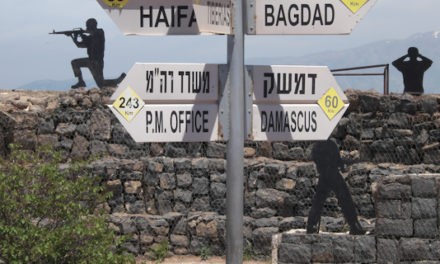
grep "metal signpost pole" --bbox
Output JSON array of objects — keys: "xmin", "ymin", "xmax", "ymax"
[{"xmin": 226, "ymin": 0, "xmax": 245, "ymax": 263}]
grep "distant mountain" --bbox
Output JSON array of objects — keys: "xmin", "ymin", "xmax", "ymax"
[
  {"xmin": 249, "ymin": 30, "xmax": 440, "ymax": 94},
  {"xmin": 18, "ymin": 31, "xmax": 440, "ymax": 94},
  {"xmin": 18, "ymin": 79, "xmax": 96, "ymax": 91},
  {"xmin": 18, "ymin": 79, "xmax": 72, "ymax": 91}
]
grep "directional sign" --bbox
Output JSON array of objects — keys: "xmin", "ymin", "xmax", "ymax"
[
  {"xmin": 250, "ymin": 65, "xmax": 347, "ymax": 103},
  {"xmin": 111, "ymin": 63, "xmax": 219, "ymax": 103},
  {"xmin": 110, "ymin": 104, "xmax": 220, "ymax": 142},
  {"xmin": 97, "ymin": 0, "xmax": 232, "ymax": 35},
  {"xmin": 249, "ymin": 65, "xmax": 349, "ymax": 141},
  {"xmin": 252, "ymin": 103, "xmax": 348, "ymax": 141},
  {"xmin": 246, "ymin": 0, "xmax": 377, "ymax": 35},
  {"xmin": 108, "ymin": 63, "xmax": 223, "ymax": 142}
]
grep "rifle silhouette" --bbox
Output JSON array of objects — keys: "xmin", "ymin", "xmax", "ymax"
[{"xmin": 49, "ymin": 28, "xmax": 86, "ymax": 36}]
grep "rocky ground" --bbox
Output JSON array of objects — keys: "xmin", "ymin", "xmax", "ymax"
[
  {"xmin": 0, "ymin": 89, "xmax": 62, "ymax": 112},
  {"xmin": 135, "ymin": 255, "xmax": 270, "ymax": 264}
]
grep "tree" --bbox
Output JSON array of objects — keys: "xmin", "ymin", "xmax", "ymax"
[{"xmin": 0, "ymin": 145, "xmax": 134, "ymax": 264}]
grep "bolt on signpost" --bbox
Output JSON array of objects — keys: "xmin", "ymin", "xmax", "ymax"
[{"xmin": 99, "ymin": 0, "xmax": 377, "ymax": 263}]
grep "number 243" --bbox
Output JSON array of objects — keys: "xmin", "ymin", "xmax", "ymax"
[{"xmin": 118, "ymin": 97, "xmax": 140, "ymax": 109}]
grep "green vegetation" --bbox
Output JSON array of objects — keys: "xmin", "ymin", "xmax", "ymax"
[
  {"xmin": 0, "ymin": 145, "xmax": 134, "ymax": 264},
  {"xmin": 243, "ymin": 241, "xmax": 254, "ymax": 261},
  {"xmin": 199, "ymin": 245, "xmax": 212, "ymax": 261},
  {"xmin": 149, "ymin": 241, "xmax": 170, "ymax": 263}
]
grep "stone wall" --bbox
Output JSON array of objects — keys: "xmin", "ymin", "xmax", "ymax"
[
  {"xmin": 373, "ymin": 174, "xmax": 440, "ymax": 263},
  {"xmin": 1, "ymin": 88, "xmax": 440, "ymax": 257},
  {"xmin": 272, "ymin": 231, "xmax": 376, "ymax": 263},
  {"xmin": 273, "ymin": 174, "xmax": 440, "ymax": 263}
]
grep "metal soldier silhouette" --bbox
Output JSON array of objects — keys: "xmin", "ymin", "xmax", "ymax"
[
  {"xmin": 52, "ymin": 18, "xmax": 125, "ymax": 89},
  {"xmin": 307, "ymin": 139, "xmax": 365, "ymax": 235},
  {"xmin": 392, "ymin": 47, "xmax": 432, "ymax": 95}
]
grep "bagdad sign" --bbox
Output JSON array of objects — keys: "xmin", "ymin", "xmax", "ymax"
[
  {"xmin": 249, "ymin": 65, "xmax": 349, "ymax": 141},
  {"xmin": 97, "ymin": 0, "xmax": 232, "ymax": 35},
  {"xmin": 108, "ymin": 63, "xmax": 222, "ymax": 142},
  {"xmin": 247, "ymin": 0, "xmax": 377, "ymax": 35}
]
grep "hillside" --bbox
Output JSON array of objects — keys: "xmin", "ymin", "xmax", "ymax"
[
  {"xmin": 15, "ymin": 30, "xmax": 440, "ymax": 94},
  {"xmin": 249, "ymin": 30, "xmax": 440, "ymax": 94},
  {"xmin": 17, "ymin": 79, "xmax": 96, "ymax": 91}
]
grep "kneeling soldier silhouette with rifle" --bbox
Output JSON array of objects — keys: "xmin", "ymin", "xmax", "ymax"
[{"xmin": 51, "ymin": 18, "xmax": 125, "ymax": 89}]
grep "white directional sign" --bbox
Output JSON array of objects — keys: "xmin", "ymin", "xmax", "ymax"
[
  {"xmin": 247, "ymin": 0, "xmax": 377, "ymax": 35},
  {"xmin": 249, "ymin": 65, "xmax": 349, "ymax": 141},
  {"xmin": 111, "ymin": 63, "xmax": 219, "ymax": 102},
  {"xmin": 97, "ymin": 0, "xmax": 232, "ymax": 35},
  {"xmin": 108, "ymin": 63, "xmax": 223, "ymax": 142},
  {"xmin": 252, "ymin": 104, "xmax": 348, "ymax": 141},
  {"xmin": 250, "ymin": 65, "xmax": 345, "ymax": 103},
  {"xmin": 110, "ymin": 104, "xmax": 220, "ymax": 142}
]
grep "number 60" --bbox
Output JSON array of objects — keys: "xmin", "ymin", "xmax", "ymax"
[{"xmin": 325, "ymin": 95, "xmax": 339, "ymax": 108}]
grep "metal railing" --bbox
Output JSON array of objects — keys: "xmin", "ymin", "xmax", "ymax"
[{"xmin": 331, "ymin": 64, "xmax": 390, "ymax": 95}]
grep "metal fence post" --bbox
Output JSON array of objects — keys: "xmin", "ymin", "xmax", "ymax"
[{"xmin": 384, "ymin": 64, "xmax": 390, "ymax": 95}]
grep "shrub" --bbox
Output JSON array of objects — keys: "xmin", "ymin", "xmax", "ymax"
[
  {"xmin": 149, "ymin": 240, "xmax": 169, "ymax": 263},
  {"xmin": 200, "ymin": 245, "xmax": 212, "ymax": 261},
  {"xmin": 0, "ymin": 145, "xmax": 134, "ymax": 264}
]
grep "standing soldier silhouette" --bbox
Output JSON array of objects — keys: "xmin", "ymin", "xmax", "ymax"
[
  {"xmin": 70, "ymin": 18, "xmax": 125, "ymax": 89},
  {"xmin": 307, "ymin": 139, "xmax": 365, "ymax": 235},
  {"xmin": 392, "ymin": 47, "xmax": 432, "ymax": 95}
]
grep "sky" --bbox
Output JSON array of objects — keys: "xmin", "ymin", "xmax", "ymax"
[{"xmin": 1, "ymin": 0, "xmax": 440, "ymax": 89}]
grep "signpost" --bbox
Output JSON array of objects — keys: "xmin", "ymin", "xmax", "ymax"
[
  {"xmin": 100, "ymin": 0, "xmax": 377, "ymax": 262},
  {"xmin": 108, "ymin": 63, "xmax": 221, "ymax": 142},
  {"xmin": 247, "ymin": 0, "xmax": 377, "ymax": 35},
  {"xmin": 249, "ymin": 65, "xmax": 349, "ymax": 141},
  {"xmin": 97, "ymin": 0, "xmax": 232, "ymax": 35}
]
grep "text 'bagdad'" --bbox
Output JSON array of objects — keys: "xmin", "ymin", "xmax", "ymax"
[{"xmin": 264, "ymin": 3, "xmax": 335, "ymax": 27}]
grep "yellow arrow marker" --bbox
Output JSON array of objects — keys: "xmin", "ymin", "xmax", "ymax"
[
  {"xmin": 318, "ymin": 87, "xmax": 345, "ymax": 120},
  {"xmin": 112, "ymin": 86, "xmax": 144, "ymax": 122},
  {"xmin": 102, "ymin": 0, "xmax": 129, "ymax": 9},
  {"xmin": 340, "ymin": 0, "xmax": 369, "ymax": 14}
]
